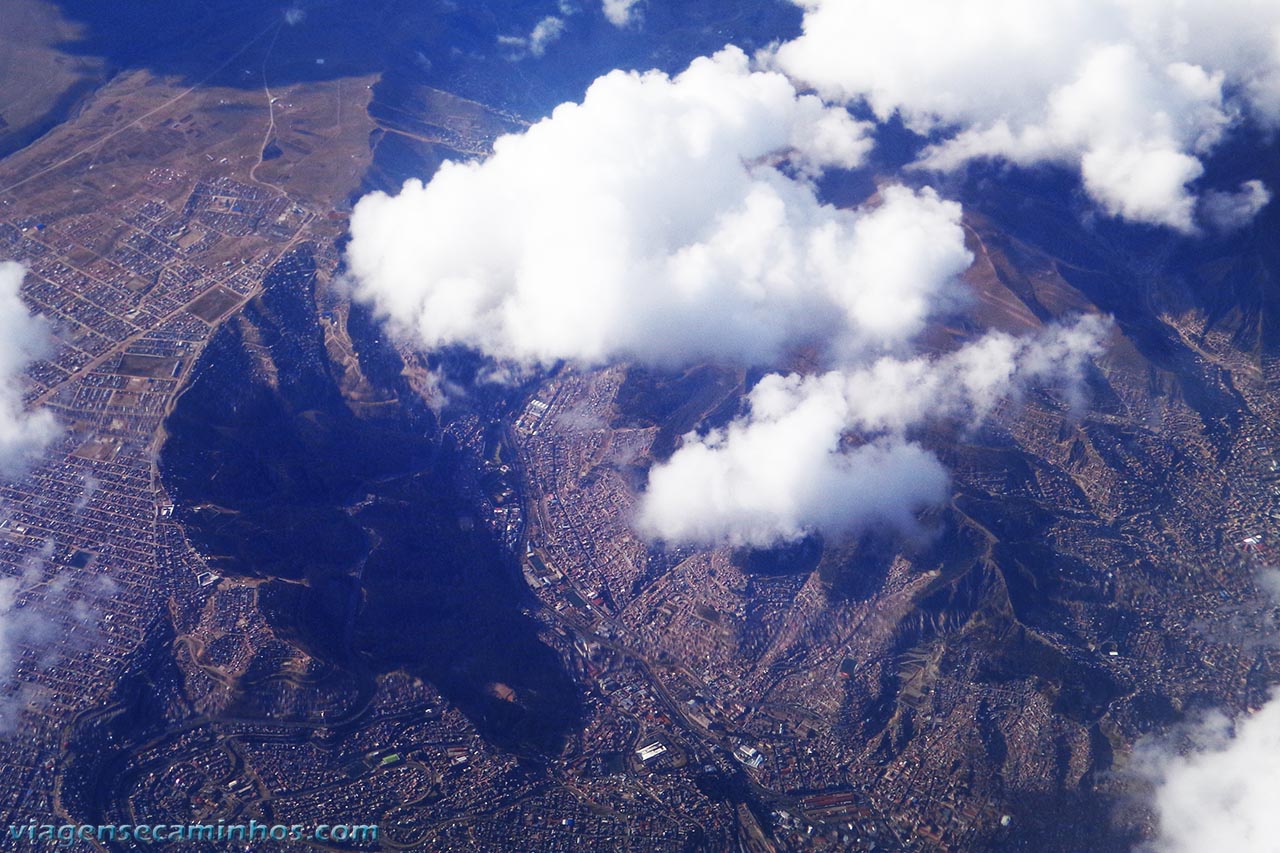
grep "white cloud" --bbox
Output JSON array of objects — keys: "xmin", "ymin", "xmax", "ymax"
[
  {"xmin": 0, "ymin": 552, "xmax": 41, "ymax": 732},
  {"xmin": 637, "ymin": 317, "xmax": 1109, "ymax": 547},
  {"xmin": 1138, "ymin": 693, "xmax": 1280, "ymax": 853},
  {"xmin": 0, "ymin": 263, "xmax": 58, "ymax": 474},
  {"xmin": 1201, "ymin": 179, "xmax": 1273, "ymax": 232},
  {"xmin": 348, "ymin": 48, "xmax": 920, "ymax": 370},
  {"xmin": 773, "ymin": 0, "xmax": 1280, "ymax": 231},
  {"xmin": 528, "ymin": 16, "xmax": 566, "ymax": 57},
  {"xmin": 498, "ymin": 15, "xmax": 568, "ymax": 59},
  {"xmin": 641, "ymin": 430, "xmax": 949, "ymax": 549},
  {"xmin": 346, "ymin": 46, "xmax": 1113, "ymax": 549},
  {"xmin": 0, "ymin": 539, "xmax": 115, "ymax": 733},
  {"xmin": 602, "ymin": 0, "xmax": 641, "ymax": 28},
  {"xmin": 1137, "ymin": 568, "xmax": 1280, "ymax": 853}
]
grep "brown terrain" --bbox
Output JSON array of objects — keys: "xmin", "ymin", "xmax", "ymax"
[{"xmin": 0, "ymin": 2, "xmax": 1278, "ymax": 851}]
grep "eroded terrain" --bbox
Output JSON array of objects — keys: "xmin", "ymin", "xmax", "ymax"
[{"xmin": 1, "ymin": 3, "xmax": 1280, "ymax": 851}]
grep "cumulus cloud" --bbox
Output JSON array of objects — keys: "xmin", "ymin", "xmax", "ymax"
[
  {"xmin": 528, "ymin": 16, "xmax": 567, "ymax": 57},
  {"xmin": 499, "ymin": 15, "xmax": 568, "ymax": 59},
  {"xmin": 1136, "ymin": 568, "xmax": 1280, "ymax": 852},
  {"xmin": 347, "ymin": 48, "xmax": 929, "ymax": 369},
  {"xmin": 1201, "ymin": 180, "xmax": 1273, "ymax": 232},
  {"xmin": 602, "ymin": 0, "xmax": 641, "ymax": 28},
  {"xmin": 637, "ymin": 317, "xmax": 1109, "ymax": 547},
  {"xmin": 0, "ymin": 263, "xmax": 58, "ymax": 473},
  {"xmin": 638, "ymin": 404, "xmax": 950, "ymax": 548},
  {"xmin": 1138, "ymin": 693, "xmax": 1280, "ymax": 853},
  {"xmin": 346, "ymin": 46, "xmax": 1112, "ymax": 549},
  {"xmin": 773, "ymin": 0, "xmax": 1280, "ymax": 230}
]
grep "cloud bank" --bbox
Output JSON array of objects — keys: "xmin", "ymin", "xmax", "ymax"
[
  {"xmin": 348, "ymin": 47, "xmax": 940, "ymax": 369},
  {"xmin": 0, "ymin": 263, "xmax": 57, "ymax": 473},
  {"xmin": 1139, "ymin": 568, "xmax": 1280, "ymax": 852},
  {"xmin": 638, "ymin": 317, "xmax": 1109, "ymax": 547},
  {"xmin": 346, "ymin": 48, "xmax": 1109, "ymax": 549},
  {"xmin": 774, "ymin": 0, "xmax": 1280, "ymax": 230},
  {"xmin": 1138, "ymin": 692, "xmax": 1280, "ymax": 853}
]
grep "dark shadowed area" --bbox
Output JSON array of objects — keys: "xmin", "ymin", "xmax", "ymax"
[{"xmin": 160, "ymin": 247, "xmax": 581, "ymax": 753}]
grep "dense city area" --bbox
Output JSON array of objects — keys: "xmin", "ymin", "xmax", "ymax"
[{"xmin": 1, "ymin": 3, "xmax": 1280, "ymax": 851}]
